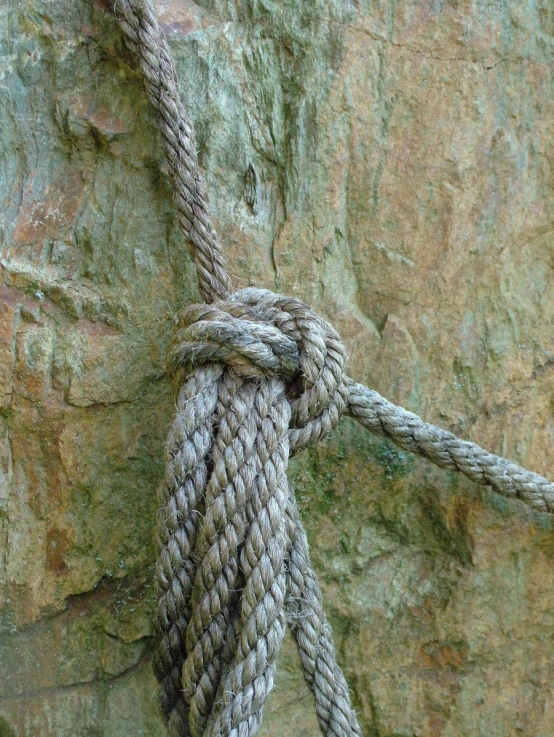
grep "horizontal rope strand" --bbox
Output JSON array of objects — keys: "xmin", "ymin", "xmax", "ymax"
[{"xmin": 347, "ymin": 380, "xmax": 554, "ymax": 514}]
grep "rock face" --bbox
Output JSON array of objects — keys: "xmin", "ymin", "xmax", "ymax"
[{"xmin": 1, "ymin": 1, "xmax": 553, "ymax": 735}]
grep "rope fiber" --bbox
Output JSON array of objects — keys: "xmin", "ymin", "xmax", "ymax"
[{"xmin": 111, "ymin": 2, "xmax": 554, "ymax": 735}]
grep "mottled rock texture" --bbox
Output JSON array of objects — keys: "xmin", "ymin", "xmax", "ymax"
[{"xmin": 1, "ymin": 1, "xmax": 554, "ymax": 735}]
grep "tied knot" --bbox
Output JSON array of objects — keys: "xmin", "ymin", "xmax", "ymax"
[{"xmin": 170, "ymin": 287, "xmax": 349, "ymax": 452}]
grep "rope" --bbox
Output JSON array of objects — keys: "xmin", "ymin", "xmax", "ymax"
[
  {"xmin": 347, "ymin": 382, "xmax": 554, "ymax": 514},
  {"xmin": 110, "ymin": 2, "xmax": 554, "ymax": 735},
  {"xmin": 113, "ymin": 0, "xmax": 231, "ymax": 303},
  {"xmin": 163, "ymin": 288, "xmax": 361, "ymax": 737}
]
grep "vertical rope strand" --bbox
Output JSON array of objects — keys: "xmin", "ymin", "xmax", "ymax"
[
  {"xmin": 182, "ymin": 373, "xmax": 259, "ymax": 737},
  {"xmin": 153, "ymin": 365, "xmax": 222, "ymax": 732},
  {"xmin": 114, "ymin": 0, "xmax": 231, "ymax": 303},
  {"xmin": 285, "ymin": 490, "xmax": 362, "ymax": 737},
  {"xmin": 207, "ymin": 377, "xmax": 291, "ymax": 737}
]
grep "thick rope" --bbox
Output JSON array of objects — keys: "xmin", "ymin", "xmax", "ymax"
[
  {"xmin": 110, "ymin": 2, "xmax": 554, "ymax": 736},
  {"xmin": 163, "ymin": 287, "xmax": 363, "ymax": 737}
]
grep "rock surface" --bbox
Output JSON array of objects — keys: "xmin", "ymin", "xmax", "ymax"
[{"xmin": 1, "ymin": 1, "xmax": 553, "ymax": 735}]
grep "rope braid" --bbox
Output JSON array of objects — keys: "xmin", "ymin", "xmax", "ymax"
[{"xmin": 110, "ymin": 1, "xmax": 554, "ymax": 735}]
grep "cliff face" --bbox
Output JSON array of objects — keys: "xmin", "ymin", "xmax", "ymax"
[{"xmin": 1, "ymin": 1, "xmax": 553, "ymax": 735}]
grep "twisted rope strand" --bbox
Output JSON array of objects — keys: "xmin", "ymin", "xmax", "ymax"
[
  {"xmin": 182, "ymin": 372, "xmax": 258, "ymax": 737},
  {"xmin": 285, "ymin": 489, "xmax": 362, "ymax": 737},
  {"xmin": 114, "ymin": 0, "xmax": 231, "ymax": 303},
  {"xmin": 347, "ymin": 381, "xmax": 554, "ymax": 514},
  {"xmin": 109, "ymin": 3, "xmax": 554, "ymax": 737},
  {"xmin": 208, "ymin": 377, "xmax": 291, "ymax": 737},
  {"xmin": 154, "ymin": 366, "xmax": 222, "ymax": 732}
]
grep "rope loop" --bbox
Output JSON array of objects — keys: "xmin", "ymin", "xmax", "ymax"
[
  {"xmin": 155, "ymin": 286, "xmax": 360, "ymax": 737},
  {"xmin": 171, "ymin": 288, "xmax": 350, "ymax": 453}
]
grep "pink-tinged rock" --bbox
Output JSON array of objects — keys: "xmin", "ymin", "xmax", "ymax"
[
  {"xmin": 12, "ymin": 171, "xmax": 85, "ymax": 246},
  {"xmin": 0, "ymin": 286, "xmax": 20, "ymax": 409}
]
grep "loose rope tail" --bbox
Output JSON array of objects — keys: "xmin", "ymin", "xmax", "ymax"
[{"xmin": 110, "ymin": 2, "xmax": 554, "ymax": 736}]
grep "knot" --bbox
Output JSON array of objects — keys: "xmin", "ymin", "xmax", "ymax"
[{"xmin": 170, "ymin": 287, "xmax": 349, "ymax": 452}]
